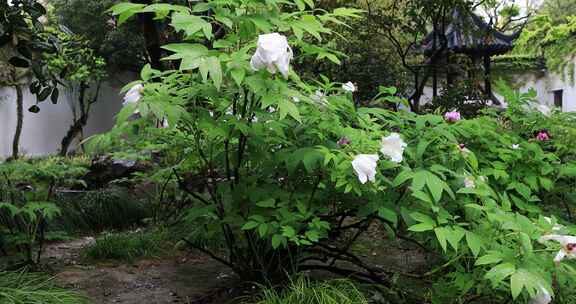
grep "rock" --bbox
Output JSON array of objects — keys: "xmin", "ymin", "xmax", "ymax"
[{"xmin": 82, "ymin": 156, "xmax": 150, "ymax": 189}]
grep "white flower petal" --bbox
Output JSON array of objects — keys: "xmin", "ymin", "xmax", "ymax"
[
  {"xmin": 464, "ymin": 176, "xmax": 475, "ymax": 188},
  {"xmin": 250, "ymin": 33, "xmax": 292, "ymax": 79},
  {"xmin": 123, "ymin": 84, "xmax": 143, "ymax": 105},
  {"xmin": 539, "ymin": 234, "xmax": 576, "ymax": 246},
  {"xmin": 380, "ymin": 133, "xmax": 407, "ymax": 163},
  {"xmin": 529, "ymin": 286, "xmax": 552, "ymax": 304},
  {"xmin": 352, "ymin": 154, "xmax": 379, "ymax": 184},
  {"xmin": 342, "ymin": 81, "xmax": 356, "ymax": 92},
  {"xmin": 554, "ymin": 250, "xmax": 567, "ymax": 263}
]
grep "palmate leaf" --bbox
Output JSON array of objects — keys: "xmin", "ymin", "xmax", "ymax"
[
  {"xmin": 107, "ymin": 3, "xmax": 146, "ymax": 25},
  {"xmin": 510, "ymin": 269, "xmax": 542, "ymax": 299},
  {"xmin": 171, "ymin": 13, "xmax": 212, "ymax": 40},
  {"xmin": 485, "ymin": 263, "xmax": 515, "ymax": 284},
  {"xmin": 198, "ymin": 56, "xmax": 222, "ymax": 90}
]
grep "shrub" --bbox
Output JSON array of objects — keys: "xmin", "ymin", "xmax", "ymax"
[
  {"xmin": 0, "ymin": 157, "xmax": 88, "ymax": 265},
  {"xmin": 0, "ymin": 271, "xmax": 88, "ymax": 304},
  {"xmin": 81, "ymin": 229, "xmax": 169, "ymax": 261},
  {"xmin": 94, "ymin": 0, "xmax": 576, "ymax": 302}
]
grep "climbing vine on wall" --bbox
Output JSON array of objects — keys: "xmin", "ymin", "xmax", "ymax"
[{"xmin": 514, "ymin": 14, "xmax": 576, "ymax": 84}]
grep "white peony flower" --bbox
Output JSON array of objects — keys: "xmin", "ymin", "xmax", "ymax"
[
  {"xmin": 250, "ymin": 33, "xmax": 293, "ymax": 78},
  {"xmin": 352, "ymin": 154, "xmax": 379, "ymax": 184},
  {"xmin": 159, "ymin": 118, "xmax": 169, "ymax": 128},
  {"xmin": 123, "ymin": 84, "xmax": 144, "ymax": 106},
  {"xmin": 342, "ymin": 81, "xmax": 356, "ymax": 92},
  {"xmin": 464, "ymin": 176, "xmax": 475, "ymax": 188},
  {"xmin": 529, "ymin": 286, "xmax": 552, "ymax": 304},
  {"xmin": 539, "ymin": 234, "xmax": 576, "ymax": 263},
  {"xmin": 380, "ymin": 133, "xmax": 407, "ymax": 163}
]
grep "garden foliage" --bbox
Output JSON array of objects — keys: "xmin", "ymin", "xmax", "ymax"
[{"xmin": 89, "ymin": 0, "xmax": 576, "ymax": 302}]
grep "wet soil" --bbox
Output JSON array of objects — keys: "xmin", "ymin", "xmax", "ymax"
[{"xmin": 43, "ymin": 238, "xmax": 237, "ymax": 304}]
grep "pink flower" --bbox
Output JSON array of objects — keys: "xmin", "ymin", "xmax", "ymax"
[
  {"xmin": 457, "ymin": 143, "xmax": 470, "ymax": 154},
  {"xmin": 536, "ymin": 131, "xmax": 550, "ymax": 141},
  {"xmin": 444, "ymin": 111, "xmax": 461, "ymax": 123},
  {"xmin": 337, "ymin": 137, "xmax": 351, "ymax": 147}
]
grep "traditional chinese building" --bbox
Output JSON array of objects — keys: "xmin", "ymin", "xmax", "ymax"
[{"xmin": 419, "ymin": 9, "xmax": 522, "ymax": 106}]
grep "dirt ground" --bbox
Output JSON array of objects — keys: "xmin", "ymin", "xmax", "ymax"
[{"xmin": 43, "ymin": 238, "xmax": 237, "ymax": 304}]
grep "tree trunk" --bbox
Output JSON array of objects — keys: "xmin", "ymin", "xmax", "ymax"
[
  {"xmin": 11, "ymin": 85, "xmax": 23, "ymax": 160},
  {"xmin": 133, "ymin": 0, "xmax": 163, "ymax": 71},
  {"xmin": 60, "ymin": 82, "xmax": 99, "ymax": 156}
]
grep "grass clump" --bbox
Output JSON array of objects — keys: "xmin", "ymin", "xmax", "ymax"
[
  {"xmin": 249, "ymin": 276, "xmax": 369, "ymax": 304},
  {"xmin": 55, "ymin": 187, "xmax": 149, "ymax": 233},
  {"xmin": 0, "ymin": 271, "xmax": 88, "ymax": 304},
  {"xmin": 81, "ymin": 229, "xmax": 168, "ymax": 261}
]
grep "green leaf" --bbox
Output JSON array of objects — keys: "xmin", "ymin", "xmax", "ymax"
[
  {"xmin": 256, "ymin": 199, "xmax": 276, "ymax": 208},
  {"xmin": 410, "ymin": 212, "xmax": 434, "ymax": 224},
  {"xmin": 171, "ymin": 13, "xmax": 212, "ymax": 39},
  {"xmin": 466, "ymin": 231, "xmax": 483, "ymax": 257},
  {"xmin": 510, "ymin": 269, "xmax": 536, "ymax": 299},
  {"xmin": 231, "ymin": 68, "xmax": 245, "ymax": 86},
  {"xmin": 408, "ymin": 222, "xmax": 435, "ymax": 232},
  {"xmin": 215, "ymin": 15, "xmax": 233, "ymax": 28},
  {"xmin": 107, "ymin": 3, "xmax": 146, "ymax": 25},
  {"xmin": 282, "ymin": 226, "xmax": 297, "ymax": 238},
  {"xmin": 279, "ymin": 99, "xmax": 301, "ymax": 122},
  {"xmin": 514, "ymin": 183, "xmax": 532, "ymax": 200},
  {"xmin": 466, "ymin": 152, "xmax": 478, "ymax": 171},
  {"xmin": 272, "ymin": 235, "xmax": 284, "ymax": 249},
  {"xmin": 301, "ymin": 148, "xmax": 323, "ymax": 172},
  {"xmin": 475, "ymin": 252, "xmax": 503, "ymax": 266},
  {"xmin": 411, "ymin": 170, "xmax": 427, "ymax": 191},
  {"xmin": 378, "ymin": 207, "xmax": 397, "ymax": 227},
  {"xmin": 519, "ymin": 232, "xmax": 533, "ymax": 254},
  {"xmin": 485, "ymin": 263, "xmax": 516, "ymax": 283},
  {"xmin": 425, "ymin": 172, "xmax": 444, "ymax": 203},
  {"xmin": 392, "ymin": 169, "xmax": 413, "ymax": 187},
  {"xmin": 207, "ymin": 56, "xmax": 222, "ymax": 89},
  {"xmin": 416, "ymin": 139, "xmax": 431, "ymax": 161},
  {"xmin": 258, "ymin": 223, "xmax": 269, "ymax": 237},
  {"xmin": 411, "ymin": 190, "xmax": 433, "ymax": 204},
  {"xmin": 242, "ymin": 221, "xmax": 259, "ymax": 230},
  {"xmin": 116, "ymin": 103, "xmax": 138, "ymax": 124},
  {"xmin": 434, "ymin": 227, "xmax": 448, "ymax": 252},
  {"xmin": 446, "ymin": 226, "xmax": 465, "ymax": 251}
]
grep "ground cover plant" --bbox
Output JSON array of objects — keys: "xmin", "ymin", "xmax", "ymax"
[
  {"xmin": 0, "ymin": 270, "xmax": 88, "ymax": 304},
  {"xmin": 81, "ymin": 229, "xmax": 169, "ymax": 261},
  {"xmin": 248, "ymin": 276, "xmax": 369, "ymax": 304}
]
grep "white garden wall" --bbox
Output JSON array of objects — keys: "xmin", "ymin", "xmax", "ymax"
[
  {"xmin": 420, "ymin": 57, "xmax": 576, "ymax": 111},
  {"xmin": 508, "ymin": 64, "xmax": 576, "ymax": 112},
  {"xmin": 0, "ymin": 73, "xmax": 135, "ymax": 158}
]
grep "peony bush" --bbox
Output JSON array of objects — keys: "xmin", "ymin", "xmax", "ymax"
[{"xmin": 93, "ymin": 0, "xmax": 576, "ymax": 303}]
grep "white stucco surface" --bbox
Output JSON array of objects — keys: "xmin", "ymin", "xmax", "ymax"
[
  {"xmin": 507, "ymin": 66, "xmax": 576, "ymax": 112},
  {"xmin": 420, "ymin": 58, "xmax": 576, "ymax": 112},
  {"xmin": 0, "ymin": 73, "xmax": 135, "ymax": 158}
]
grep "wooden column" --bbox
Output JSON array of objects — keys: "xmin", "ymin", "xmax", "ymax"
[{"xmin": 483, "ymin": 55, "xmax": 491, "ymax": 98}]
